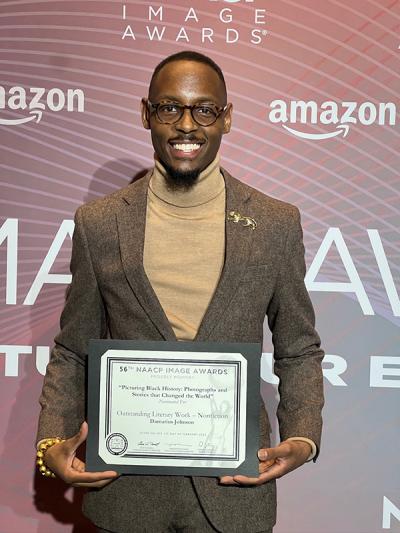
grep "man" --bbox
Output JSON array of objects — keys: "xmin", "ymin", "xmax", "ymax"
[{"xmin": 37, "ymin": 51, "xmax": 324, "ymax": 533}]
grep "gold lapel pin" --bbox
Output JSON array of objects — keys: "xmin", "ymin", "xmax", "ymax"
[{"xmin": 227, "ymin": 210, "xmax": 257, "ymax": 230}]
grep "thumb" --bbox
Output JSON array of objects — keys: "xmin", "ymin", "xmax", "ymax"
[
  {"xmin": 67, "ymin": 421, "xmax": 88, "ymax": 454},
  {"xmin": 258, "ymin": 443, "xmax": 290, "ymax": 462}
]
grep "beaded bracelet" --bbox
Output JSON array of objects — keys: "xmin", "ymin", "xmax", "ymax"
[{"xmin": 36, "ymin": 437, "xmax": 65, "ymax": 478}]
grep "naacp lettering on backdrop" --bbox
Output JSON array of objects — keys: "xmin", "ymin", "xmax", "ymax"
[{"xmin": 2, "ymin": 219, "xmax": 398, "ymax": 316}]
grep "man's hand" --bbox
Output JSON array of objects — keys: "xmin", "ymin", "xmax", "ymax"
[
  {"xmin": 43, "ymin": 421, "xmax": 119, "ymax": 488},
  {"xmin": 219, "ymin": 440, "xmax": 311, "ymax": 486}
]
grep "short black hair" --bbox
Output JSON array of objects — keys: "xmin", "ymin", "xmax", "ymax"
[{"xmin": 149, "ymin": 50, "xmax": 227, "ymax": 101}]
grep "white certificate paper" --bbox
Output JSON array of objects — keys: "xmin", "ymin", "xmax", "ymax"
[
  {"xmin": 87, "ymin": 341, "xmax": 260, "ymax": 477},
  {"xmin": 99, "ymin": 350, "xmax": 246, "ymax": 469}
]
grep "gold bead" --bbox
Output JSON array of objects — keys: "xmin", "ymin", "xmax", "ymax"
[
  {"xmin": 36, "ymin": 459, "xmax": 43, "ymax": 466},
  {"xmin": 39, "ymin": 465, "xmax": 47, "ymax": 473},
  {"xmin": 51, "ymin": 472, "xmax": 56, "ymax": 478},
  {"xmin": 47, "ymin": 439, "xmax": 54, "ymax": 446},
  {"xmin": 37, "ymin": 451, "xmax": 44, "ymax": 458},
  {"xmin": 44, "ymin": 470, "xmax": 52, "ymax": 477},
  {"xmin": 39, "ymin": 443, "xmax": 47, "ymax": 451}
]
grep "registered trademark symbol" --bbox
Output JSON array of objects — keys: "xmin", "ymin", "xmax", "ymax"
[{"xmin": 262, "ymin": 30, "xmax": 268, "ymax": 36}]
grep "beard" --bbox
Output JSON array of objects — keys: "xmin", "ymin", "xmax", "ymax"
[{"xmin": 161, "ymin": 160, "xmax": 201, "ymax": 191}]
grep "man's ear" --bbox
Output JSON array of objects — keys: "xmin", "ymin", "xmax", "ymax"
[
  {"xmin": 223, "ymin": 103, "xmax": 233, "ymax": 134},
  {"xmin": 141, "ymin": 98, "xmax": 150, "ymax": 130}
]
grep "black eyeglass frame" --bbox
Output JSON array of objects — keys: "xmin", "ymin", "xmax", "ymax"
[{"xmin": 147, "ymin": 100, "xmax": 228, "ymax": 126}]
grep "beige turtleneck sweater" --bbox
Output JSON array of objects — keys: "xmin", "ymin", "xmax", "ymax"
[{"xmin": 143, "ymin": 155, "xmax": 225, "ymax": 341}]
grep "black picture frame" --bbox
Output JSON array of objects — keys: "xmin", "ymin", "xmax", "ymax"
[{"xmin": 86, "ymin": 340, "xmax": 261, "ymax": 477}]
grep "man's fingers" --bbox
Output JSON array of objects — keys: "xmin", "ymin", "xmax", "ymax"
[
  {"xmin": 67, "ymin": 421, "xmax": 89, "ymax": 454},
  {"xmin": 42, "ymin": 423, "xmax": 120, "ymax": 487},
  {"xmin": 71, "ymin": 456, "xmax": 85, "ymax": 473},
  {"xmin": 219, "ymin": 476, "xmax": 240, "ymax": 485},
  {"xmin": 220, "ymin": 457, "xmax": 290, "ymax": 486},
  {"xmin": 44, "ymin": 424, "xmax": 87, "ymax": 473},
  {"xmin": 221, "ymin": 442, "xmax": 309, "ymax": 487},
  {"xmin": 259, "ymin": 459, "xmax": 275, "ymax": 473},
  {"xmin": 231, "ymin": 474, "xmax": 260, "ymax": 485},
  {"xmin": 254, "ymin": 463, "xmax": 288, "ymax": 484},
  {"xmin": 64, "ymin": 469, "xmax": 118, "ymax": 485},
  {"xmin": 72, "ymin": 477, "xmax": 117, "ymax": 489},
  {"xmin": 258, "ymin": 442, "xmax": 291, "ymax": 462},
  {"xmin": 232, "ymin": 463, "xmax": 288, "ymax": 486}
]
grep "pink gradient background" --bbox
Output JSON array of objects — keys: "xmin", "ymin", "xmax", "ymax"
[{"xmin": 0, "ymin": 1, "xmax": 399, "ymax": 532}]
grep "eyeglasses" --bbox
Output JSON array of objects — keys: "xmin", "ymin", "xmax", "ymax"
[{"xmin": 147, "ymin": 101, "xmax": 228, "ymax": 127}]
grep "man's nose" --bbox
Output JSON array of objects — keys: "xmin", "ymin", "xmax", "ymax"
[{"xmin": 175, "ymin": 108, "xmax": 198, "ymax": 133}]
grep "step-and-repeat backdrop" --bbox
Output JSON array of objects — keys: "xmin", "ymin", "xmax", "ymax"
[{"xmin": 0, "ymin": 1, "xmax": 399, "ymax": 532}]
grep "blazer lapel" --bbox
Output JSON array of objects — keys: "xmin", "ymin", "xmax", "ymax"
[
  {"xmin": 116, "ymin": 171, "xmax": 177, "ymax": 341},
  {"xmin": 116, "ymin": 167, "xmax": 254, "ymax": 343},
  {"xmin": 195, "ymin": 169, "xmax": 254, "ymax": 341}
]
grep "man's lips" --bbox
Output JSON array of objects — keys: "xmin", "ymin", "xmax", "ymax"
[{"xmin": 168, "ymin": 140, "xmax": 205, "ymax": 159}]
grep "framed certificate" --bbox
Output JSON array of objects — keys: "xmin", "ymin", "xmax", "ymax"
[{"xmin": 86, "ymin": 340, "xmax": 261, "ymax": 477}]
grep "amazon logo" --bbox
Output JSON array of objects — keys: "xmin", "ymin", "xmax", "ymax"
[
  {"xmin": 0, "ymin": 86, "xmax": 85, "ymax": 126},
  {"xmin": 268, "ymin": 99, "xmax": 396, "ymax": 140}
]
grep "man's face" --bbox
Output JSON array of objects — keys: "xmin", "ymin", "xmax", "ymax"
[{"xmin": 141, "ymin": 60, "xmax": 232, "ymax": 187}]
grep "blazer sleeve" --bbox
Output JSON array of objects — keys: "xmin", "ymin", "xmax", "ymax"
[
  {"xmin": 36, "ymin": 206, "xmax": 107, "ymax": 442},
  {"xmin": 267, "ymin": 207, "xmax": 324, "ymax": 459}
]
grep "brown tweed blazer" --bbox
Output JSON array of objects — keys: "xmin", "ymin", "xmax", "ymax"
[{"xmin": 37, "ymin": 169, "xmax": 324, "ymax": 533}]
